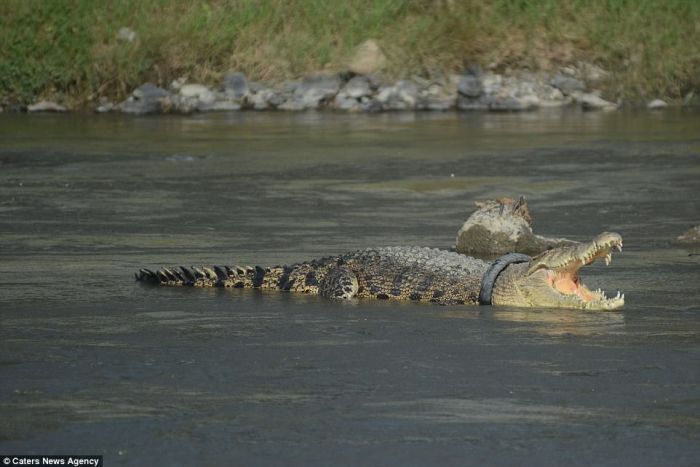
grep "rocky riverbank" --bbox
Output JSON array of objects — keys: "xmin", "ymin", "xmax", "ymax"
[
  {"xmin": 7, "ymin": 57, "xmax": 682, "ymax": 115},
  {"xmin": 0, "ymin": 35, "xmax": 687, "ymax": 115},
  {"xmin": 18, "ymin": 63, "xmax": 675, "ymax": 115}
]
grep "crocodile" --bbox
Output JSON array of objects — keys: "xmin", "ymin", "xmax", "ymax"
[
  {"xmin": 136, "ymin": 231, "xmax": 625, "ymax": 310},
  {"xmin": 675, "ymin": 226, "xmax": 700, "ymax": 245},
  {"xmin": 456, "ymin": 197, "xmax": 578, "ymax": 255}
]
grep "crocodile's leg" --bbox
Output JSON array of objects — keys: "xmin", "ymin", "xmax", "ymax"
[{"xmin": 319, "ymin": 266, "xmax": 359, "ymax": 299}]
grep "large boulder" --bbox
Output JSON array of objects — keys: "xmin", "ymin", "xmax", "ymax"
[
  {"xmin": 344, "ymin": 76, "xmax": 372, "ymax": 98},
  {"xmin": 550, "ymin": 73, "xmax": 585, "ymax": 95},
  {"xmin": 375, "ymin": 80, "xmax": 419, "ymax": 110},
  {"xmin": 279, "ymin": 74, "xmax": 341, "ymax": 110},
  {"xmin": 177, "ymin": 83, "xmax": 216, "ymax": 112},
  {"xmin": 249, "ymin": 88, "xmax": 283, "ymax": 110},
  {"xmin": 456, "ymin": 197, "xmax": 577, "ymax": 255},
  {"xmin": 348, "ymin": 39, "xmax": 387, "ymax": 75},
  {"xmin": 333, "ymin": 92, "xmax": 364, "ymax": 112},
  {"xmin": 457, "ymin": 73, "xmax": 555, "ymax": 111},
  {"xmin": 120, "ymin": 83, "xmax": 170, "ymax": 114}
]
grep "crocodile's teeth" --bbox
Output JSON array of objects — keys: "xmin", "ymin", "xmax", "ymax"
[
  {"xmin": 605, "ymin": 253, "xmax": 612, "ymax": 266},
  {"xmin": 616, "ymin": 244, "xmax": 623, "ymax": 252}
]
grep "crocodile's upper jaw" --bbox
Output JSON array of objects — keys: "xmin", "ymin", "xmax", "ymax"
[{"xmin": 493, "ymin": 232, "xmax": 625, "ymax": 310}]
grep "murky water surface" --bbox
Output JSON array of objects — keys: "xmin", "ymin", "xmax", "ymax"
[{"xmin": 1, "ymin": 110, "xmax": 699, "ymax": 465}]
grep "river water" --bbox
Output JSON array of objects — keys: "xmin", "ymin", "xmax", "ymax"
[{"xmin": 1, "ymin": 110, "xmax": 699, "ymax": 466}]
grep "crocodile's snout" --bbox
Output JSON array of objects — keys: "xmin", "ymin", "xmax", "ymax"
[{"xmin": 526, "ymin": 232, "xmax": 625, "ymax": 309}]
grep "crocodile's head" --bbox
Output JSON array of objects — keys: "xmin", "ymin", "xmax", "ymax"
[{"xmin": 492, "ymin": 232, "xmax": 625, "ymax": 310}]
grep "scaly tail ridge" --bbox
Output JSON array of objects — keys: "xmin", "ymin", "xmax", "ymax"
[{"xmin": 135, "ymin": 264, "xmax": 267, "ymax": 288}]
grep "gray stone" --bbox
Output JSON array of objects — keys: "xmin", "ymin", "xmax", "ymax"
[
  {"xmin": 267, "ymin": 92, "xmax": 285, "ymax": 108},
  {"xmin": 277, "ymin": 98, "xmax": 307, "ymax": 111},
  {"xmin": 481, "ymin": 74, "xmax": 503, "ymax": 95},
  {"xmin": 578, "ymin": 61, "xmax": 609, "ymax": 87},
  {"xmin": 134, "ymin": 83, "xmax": 168, "ymax": 99},
  {"xmin": 248, "ymin": 82, "xmax": 266, "ymax": 93},
  {"xmin": 27, "ymin": 100, "xmax": 68, "ymax": 112},
  {"xmin": 279, "ymin": 81, "xmax": 300, "ymax": 95},
  {"xmin": 457, "ymin": 72, "xmax": 545, "ymax": 112},
  {"xmin": 550, "ymin": 74, "xmax": 585, "ymax": 95},
  {"xmin": 366, "ymin": 73, "xmax": 384, "ymax": 90},
  {"xmin": 223, "ymin": 72, "xmax": 249, "ymax": 100},
  {"xmin": 488, "ymin": 95, "xmax": 538, "ymax": 111},
  {"xmin": 344, "ymin": 76, "xmax": 372, "ymax": 98},
  {"xmin": 290, "ymin": 74, "xmax": 341, "ymax": 109},
  {"xmin": 361, "ymin": 98, "xmax": 384, "ymax": 113},
  {"xmin": 375, "ymin": 80, "xmax": 419, "ymax": 110},
  {"xmin": 396, "ymin": 80, "xmax": 418, "ymax": 105},
  {"xmin": 249, "ymin": 89, "xmax": 281, "ymax": 110},
  {"xmin": 533, "ymin": 85, "xmax": 567, "ymax": 106},
  {"xmin": 179, "ymin": 84, "xmax": 215, "ymax": 104},
  {"xmin": 578, "ymin": 93, "xmax": 617, "ymax": 111},
  {"xmin": 120, "ymin": 83, "xmax": 170, "ymax": 114},
  {"xmin": 458, "ymin": 75, "xmax": 483, "ymax": 98},
  {"xmin": 116, "ymin": 27, "xmax": 136, "ymax": 42},
  {"xmin": 422, "ymin": 83, "xmax": 444, "ymax": 98},
  {"xmin": 171, "ymin": 84, "xmax": 219, "ymax": 113},
  {"xmin": 647, "ymin": 99, "xmax": 668, "ymax": 110},
  {"xmin": 417, "ymin": 81, "xmax": 456, "ymax": 111},
  {"xmin": 333, "ymin": 92, "xmax": 362, "ymax": 112},
  {"xmin": 169, "ymin": 77, "xmax": 187, "ymax": 91}
]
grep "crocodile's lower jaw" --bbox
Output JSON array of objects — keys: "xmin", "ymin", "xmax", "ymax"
[
  {"xmin": 545, "ymin": 269, "xmax": 625, "ymax": 310},
  {"xmin": 542, "ymin": 236, "xmax": 624, "ymax": 309}
]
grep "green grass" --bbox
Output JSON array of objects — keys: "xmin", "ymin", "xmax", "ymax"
[{"xmin": 1, "ymin": 0, "xmax": 699, "ymax": 106}]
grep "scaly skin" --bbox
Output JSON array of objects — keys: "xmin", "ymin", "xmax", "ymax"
[
  {"xmin": 136, "ymin": 232, "xmax": 625, "ymax": 310},
  {"xmin": 455, "ymin": 197, "xmax": 578, "ymax": 255},
  {"xmin": 675, "ymin": 226, "xmax": 700, "ymax": 245}
]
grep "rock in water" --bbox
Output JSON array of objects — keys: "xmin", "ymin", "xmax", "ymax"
[
  {"xmin": 647, "ymin": 99, "xmax": 668, "ymax": 110},
  {"xmin": 27, "ymin": 100, "xmax": 68, "ymax": 112},
  {"xmin": 578, "ymin": 93, "xmax": 617, "ymax": 111}
]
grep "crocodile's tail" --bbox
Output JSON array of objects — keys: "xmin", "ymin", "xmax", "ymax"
[{"xmin": 135, "ymin": 264, "xmax": 284, "ymax": 288}]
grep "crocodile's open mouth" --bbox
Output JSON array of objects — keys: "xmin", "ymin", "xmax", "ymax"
[{"xmin": 528, "ymin": 232, "xmax": 624, "ymax": 310}]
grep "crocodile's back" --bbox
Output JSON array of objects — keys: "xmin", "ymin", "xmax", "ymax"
[
  {"xmin": 136, "ymin": 246, "xmax": 489, "ymax": 305},
  {"xmin": 342, "ymin": 246, "xmax": 488, "ymax": 304}
]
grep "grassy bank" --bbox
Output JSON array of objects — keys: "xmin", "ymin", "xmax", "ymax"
[{"xmin": 1, "ymin": 0, "xmax": 699, "ymax": 106}]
